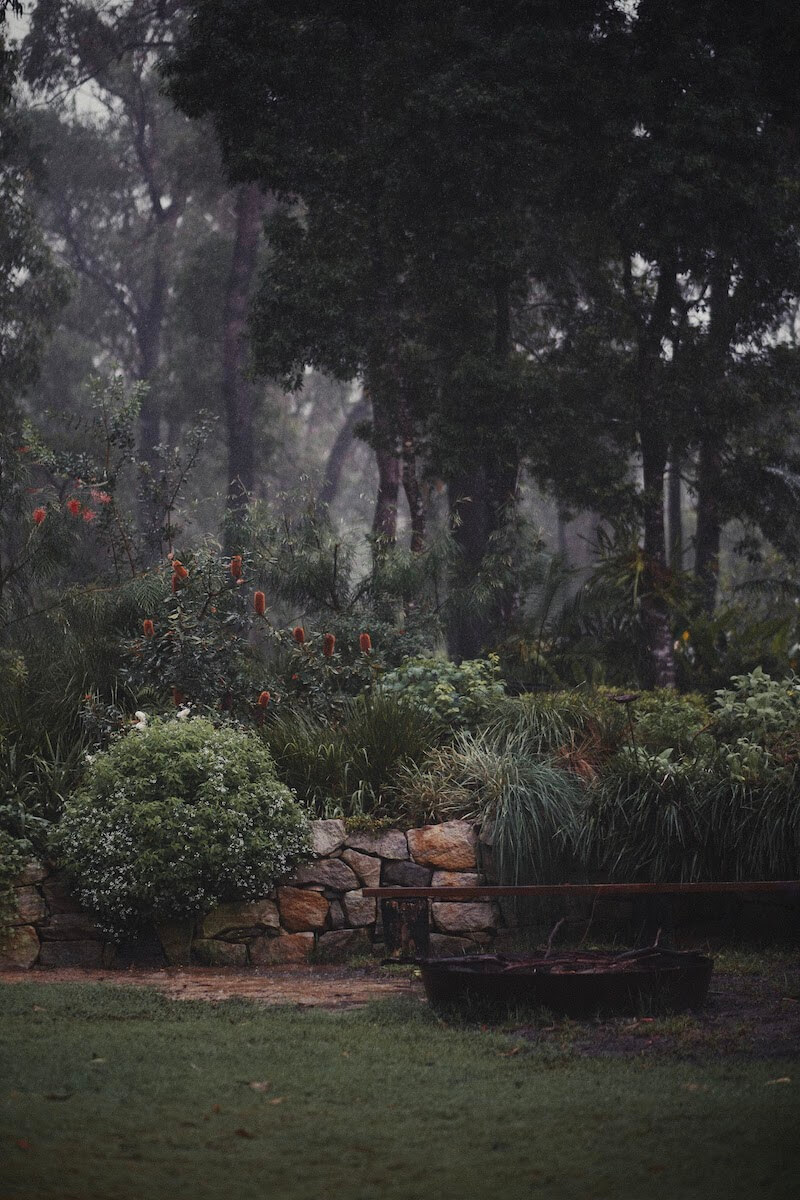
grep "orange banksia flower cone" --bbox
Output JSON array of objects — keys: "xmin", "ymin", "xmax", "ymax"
[
  {"xmin": 172, "ymin": 560, "xmax": 189, "ymax": 580},
  {"xmin": 323, "ymin": 632, "xmax": 336, "ymax": 658},
  {"xmin": 253, "ymin": 590, "xmax": 266, "ymax": 616},
  {"xmin": 143, "ymin": 619, "xmax": 155, "ymax": 637},
  {"xmin": 359, "ymin": 632, "xmax": 372, "ymax": 654},
  {"xmin": 230, "ymin": 555, "xmax": 243, "ymax": 579},
  {"xmin": 172, "ymin": 687, "xmax": 184, "ymax": 706},
  {"xmin": 292, "ymin": 626, "xmax": 305, "ymax": 645},
  {"xmin": 257, "ymin": 690, "xmax": 270, "ymax": 708}
]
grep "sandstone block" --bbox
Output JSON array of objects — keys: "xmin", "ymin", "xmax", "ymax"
[
  {"xmin": 290, "ymin": 859, "xmax": 359, "ymax": 891},
  {"xmin": 431, "ymin": 871, "xmax": 483, "ymax": 888},
  {"xmin": 315, "ymin": 928, "xmax": 371, "ymax": 962},
  {"xmin": 431, "ymin": 901, "xmax": 496, "ymax": 934},
  {"xmin": 329, "ymin": 900, "xmax": 347, "ymax": 930},
  {"xmin": 156, "ymin": 919, "xmax": 194, "ymax": 965},
  {"xmin": 249, "ymin": 932, "xmax": 314, "ymax": 965},
  {"xmin": 41, "ymin": 873, "xmax": 84, "ymax": 915},
  {"xmin": 277, "ymin": 887, "xmax": 330, "ymax": 932},
  {"xmin": 0, "ymin": 924, "xmax": 39, "ymax": 968},
  {"xmin": 10, "ymin": 886, "xmax": 46, "ymax": 925},
  {"xmin": 340, "ymin": 849, "xmax": 382, "ymax": 888},
  {"xmin": 37, "ymin": 940, "xmax": 104, "ymax": 968},
  {"xmin": 382, "ymin": 860, "xmax": 432, "ymax": 888},
  {"xmin": 345, "ymin": 829, "xmax": 408, "ymax": 860},
  {"xmin": 341, "ymin": 890, "xmax": 377, "ymax": 927},
  {"xmin": 16, "ymin": 860, "xmax": 48, "ymax": 886},
  {"xmin": 39, "ymin": 912, "xmax": 103, "ymax": 941},
  {"xmin": 407, "ymin": 822, "xmax": 477, "ymax": 870},
  {"xmin": 309, "ymin": 819, "xmax": 347, "ymax": 857},
  {"xmin": 192, "ymin": 938, "xmax": 248, "ymax": 967},
  {"xmin": 201, "ymin": 899, "xmax": 280, "ymax": 940},
  {"xmin": 429, "ymin": 933, "xmax": 477, "ymax": 957}
]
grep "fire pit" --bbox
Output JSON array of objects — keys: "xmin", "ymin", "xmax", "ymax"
[{"xmin": 418, "ymin": 947, "xmax": 714, "ymax": 1018}]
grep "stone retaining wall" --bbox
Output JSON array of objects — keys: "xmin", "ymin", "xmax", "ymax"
[{"xmin": 0, "ymin": 819, "xmax": 503, "ymax": 969}]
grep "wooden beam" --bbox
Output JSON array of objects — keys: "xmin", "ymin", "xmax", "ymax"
[{"xmin": 363, "ymin": 881, "xmax": 800, "ymax": 900}]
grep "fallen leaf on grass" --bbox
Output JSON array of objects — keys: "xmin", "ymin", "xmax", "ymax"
[
  {"xmin": 499, "ymin": 1046, "xmax": 522, "ymax": 1058},
  {"xmin": 765, "ymin": 1077, "xmax": 791, "ymax": 1086},
  {"xmin": 683, "ymin": 1083, "xmax": 709, "ymax": 1093},
  {"xmin": 269, "ymin": 1097, "xmax": 287, "ymax": 1105},
  {"xmin": 32, "ymin": 1005, "xmax": 45, "ymax": 1012},
  {"xmin": 248, "ymin": 1081, "xmax": 271, "ymax": 1093}
]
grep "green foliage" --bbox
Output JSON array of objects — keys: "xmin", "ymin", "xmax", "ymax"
[
  {"xmin": 381, "ymin": 655, "xmax": 505, "ymax": 731},
  {"xmin": 398, "ymin": 730, "xmax": 582, "ymax": 882},
  {"xmin": 54, "ymin": 717, "xmax": 309, "ymax": 936},
  {"xmin": 631, "ymin": 690, "xmax": 711, "ymax": 757},
  {"xmin": 263, "ymin": 694, "xmax": 438, "ymax": 819},
  {"xmin": 712, "ymin": 666, "xmax": 800, "ymax": 742}
]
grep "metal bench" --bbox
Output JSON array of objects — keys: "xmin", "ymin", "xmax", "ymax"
[{"xmin": 363, "ymin": 881, "xmax": 800, "ymax": 959}]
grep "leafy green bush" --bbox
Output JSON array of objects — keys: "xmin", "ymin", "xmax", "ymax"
[
  {"xmin": 631, "ymin": 690, "xmax": 711, "ymax": 756},
  {"xmin": 54, "ymin": 717, "xmax": 309, "ymax": 936},
  {"xmin": 380, "ymin": 655, "xmax": 505, "ymax": 730},
  {"xmin": 263, "ymin": 693, "xmax": 438, "ymax": 818},
  {"xmin": 397, "ymin": 730, "xmax": 582, "ymax": 880},
  {"xmin": 712, "ymin": 667, "xmax": 800, "ymax": 742}
]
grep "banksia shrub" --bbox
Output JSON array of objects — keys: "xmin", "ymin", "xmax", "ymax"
[
  {"xmin": 257, "ymin": 690, "xmax": 271, "ymax": 708},
  {"xmin": 323, "ymin": 633, "xmax": 336, "ymax": 658},
  {"xmin": 230, "ymin": 555, "xmax": 243, "ymax": 579},
  {"xmin": 254, "ymin": 590, "xmax": 266, "ymax": 616},
  {"xmin": 292, "ymin": 626, "xmax": 305, "ymax": 645},
  {"xmin": 359, "ymin": 632, "xmax": 372, "ymax": 654},
  {"xmin": 172, "ymin": 560, "xmax": 189, "ymax": 580},
  {"xmin": 143, "ymin": 619, "xmax": 155, "ymax": 637}
]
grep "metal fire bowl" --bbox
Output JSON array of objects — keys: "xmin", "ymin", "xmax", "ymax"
[{"xmin": 418, "ymin": 948, "xmax": 714, "ymax": 1019}]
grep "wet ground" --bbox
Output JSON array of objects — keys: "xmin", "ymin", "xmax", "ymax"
[{"xmin": 1, "ymin": 949, "xmax": 798, "ymax": 1058}]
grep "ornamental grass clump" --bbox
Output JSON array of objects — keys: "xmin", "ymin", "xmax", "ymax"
[{"xmin": 54, "ymin": 717, "xmax": 310, "ymax": 937}]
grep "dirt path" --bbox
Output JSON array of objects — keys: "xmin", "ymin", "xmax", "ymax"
[{"xmin": 0, "ymin": 963, "xmax": 422, "ymax": 1008}]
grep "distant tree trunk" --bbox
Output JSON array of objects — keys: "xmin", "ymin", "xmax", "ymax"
[
  {"xmin": 318, "ymin": 394, "xmax": 369, "ymax": 509},
  {"xmin": 668, "ymin": 456, "xmax": 683, "ymax": 573},
  {"xmin": 223, "ymin": 182, "xmax": 266, "ymax": 533},
  {"xmin": 637, "ymin": 262, "xmax": 677, "ymax": 689},
  {"xmin": 368, "ymin": 382, "xmax": 401, "ymax": 547},
  {"xmin": 398, "ymin": 393, "xmax": 425, "ymax": 552},
  {"xmin": 694, "ymin": 438, "xmax": 723, "ymax": 615}
]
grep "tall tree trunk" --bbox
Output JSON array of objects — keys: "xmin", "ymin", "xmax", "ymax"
[
  {"xmin": 694, "ymin": 438, "xmax": 722, "ymax": 614},
  {"xmin": 223, "ymin": 183, "xmax": 267, "ymax": 533},
  {"xmin": 318, "ymin": 394, "xmax": 369, "ymax": 508},
  {"xmin": 369, "ymin": 382, "xmax": 401, "ymax": 547},
  {"xmin": 668, "ymin": 455, "xmax": 683, "ymax": 573},
  {"xmin": 398, "ymin": 393, "xmax": 425, "ymax": 552}
]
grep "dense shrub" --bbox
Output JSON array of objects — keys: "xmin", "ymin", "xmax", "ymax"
[
  {"xmin": 711, "ymin": 667, "xmax": 800, "ymax": 742},
  {"xmin": 398, "ymin": 730, "xmax": 582, "ymax": 881},
  {"xmin": 263, "ymin": 693, "xmax": 438, "ymax": 818},
  {"xmin": 54, "ymin": 717, "xmax": 309, "ymax": 936},
  {"xmin": 380, "ymin": 655, "xmax": 505, "ymax": 730}
]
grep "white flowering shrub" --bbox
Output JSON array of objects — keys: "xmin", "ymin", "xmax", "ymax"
[{"xmin": 55, "ymin": 717, "xmax": 310, "ymax": 936}]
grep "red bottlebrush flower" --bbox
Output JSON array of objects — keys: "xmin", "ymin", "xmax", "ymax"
[
  {"xmin": 323, "ymin": 632, "xmax": 336, "ymax": 658},
  {"xmin": 172, "ymin": 687, "xmax": 184, "ymax": 706},
  {"xmin": 292, "ymin": 625, "xmax": 305, "ymax": 645},
  {"xmin": 257, "ymin": 690, "xmax": 270, "ymax": 708},
  {"xmin": 359, "ymin": 632, "xmax": 372, "ymax": 654},
  {"xmin": 230, "ymin": 555, "xmax": 243, "ymax": 579},
  {"xmin": 253, "ymin": 590, "xmax": 266, "ymax": 616},
  {"xmin": 82, "ymin": 508, "xmax": 97, "ymax": 523},
  {"xmin": 172, "ymin": 560, "xmax": 189, "ymax": 580},
  {"xmin": 66, "ymin": 498, "xmax": 81, "ymax": 516},
  {"xmin": 90, "ymin": 488, "xmax": 112, "ymax": 505},
  {"xmin": 32, "ymin": 507, "xmax": 46, "ymax": 526},
  {"xmin": 291, "ymin": 673, "xmax": 299, "ymax": 682},
  {"xmin": 143, "ymin": 619, "xmax": 155, "ymax": 637}
]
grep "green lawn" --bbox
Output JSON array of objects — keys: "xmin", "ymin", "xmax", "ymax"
[{"xmin": 1, "ymin": 983, "xmax": 798, "ymax": 1200}]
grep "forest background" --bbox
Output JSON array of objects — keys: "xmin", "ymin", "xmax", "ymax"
[{"xmin": 2, "ymin": 2, "xmax": 800, "ymax": 792}]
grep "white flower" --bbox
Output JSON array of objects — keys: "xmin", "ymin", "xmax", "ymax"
[
  {"xmin": 175, "ymin": 707, "xmax": 192, "ymax": 721},
  {"xmin": 132, "ymin": 711, "xmax": 148, "ymax": 730}
]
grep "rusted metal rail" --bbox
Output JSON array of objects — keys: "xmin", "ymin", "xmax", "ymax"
[{"xmin": 363, "ymin": 881, "xmax": 800, "ymax": 900}]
